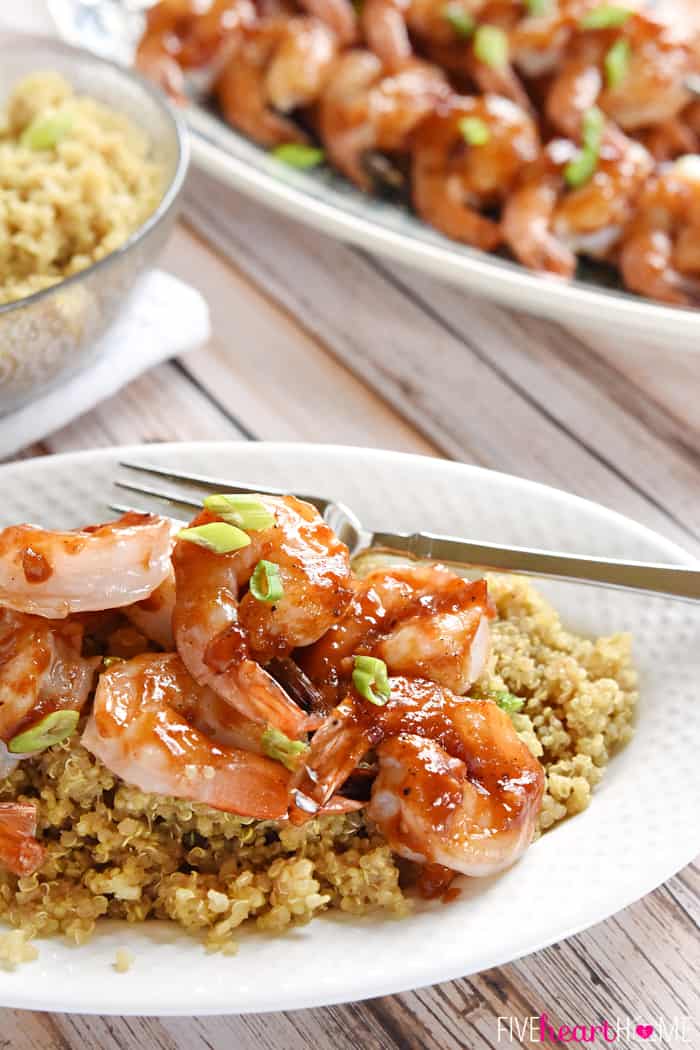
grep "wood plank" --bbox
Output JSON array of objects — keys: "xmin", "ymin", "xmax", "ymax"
[
  {"xmin": 160, "ymin": 227, "xmax": 437, "ymax": 454},
  {"xmin": 378, "ymin": 260, "xmax": 700, "ymax": 545},
  {"xmin": 183, "ymin": 174, "xmax": 698, "ymax": 551}
]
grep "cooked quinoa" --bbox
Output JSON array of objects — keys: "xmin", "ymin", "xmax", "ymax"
[
  {"xmin": 0, "ymin": 72, "xmax": 164, "ymax": 306},
  {"xmin": 0, "ymin": 574, "xmax": 636, "ymax": 959}
]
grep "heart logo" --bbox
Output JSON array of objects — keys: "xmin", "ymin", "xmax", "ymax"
[{"xmin": 635, "ymin": 1025, "xmax": 654, "ymax": 1040}]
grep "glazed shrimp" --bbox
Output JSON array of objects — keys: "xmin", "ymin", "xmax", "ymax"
[
  {"xmin": 546, "ymin": 8, "xmax": 693, "ymax": 139},
  {"xmin": 216, "ymin": 15, "xmax": 339, "ymax": 146},
  {"xmin": 300, "ymin": 0, "xmax": 358, "ymax": 45},
  {"xmin": 124, "ymin": 568, "xmax": 176, "ymax": 650},
  {"xmin": 136, "ymin": 0, "xmax": 256, "ymax": 98},
  {"xmin": 619, "ymin": 155, "xmax": 700, "ymax": 305},
  {"xmin": 319, "ymin": 50, "xmax": 449, "ymax": 190},
  {"xmin": 638, "ymin": 101, "xmax": 700, "ymax": 162},
  {"xmin": 0, "ymin": 803, "xmax": 45, "ymax": 877},
  {"xmin": 172, "ymin": 495, "xmax": 352, "ymax": 736},
  {"xmin": 0, "ymin": 610, "xmax": 98, "ymax": 743},
  {"xmin": 411, "ymin": 94, "xmax": 540, "ymax": 249},
  {"xmin": 299, "ymin": 564, "xmax": 493, "ymax": 711},
  {"xmin": 82, "ymin": 654, "xmax": 293, "ymax": 818},
  {"xmin": 0, "ymin": 513, "xmax": 173, "ymax": 620},
  {"xmin": 293, "ymin": 676, "xmax": 544, "ymax": 876},
  {"xmin": 502, "ymin": 131, "xmax": 653, "ymax": 277}
]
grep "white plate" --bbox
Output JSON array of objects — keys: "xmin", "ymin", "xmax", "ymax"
[
  {"xmin": 0, "ymin": 442, "xmax": 699, "ymax": 1016},
  {"xmin": 48, "ymin": 5, "xmax": 700, "ymax": 342}
]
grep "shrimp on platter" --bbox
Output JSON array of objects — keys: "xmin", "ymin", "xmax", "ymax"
[
  {"xmin": 411, "ymin": 93, "xmax": 540, "ymax": 249},
  {"xmin": 502, "ymin": 123, "xmax": 653, "ymax": 277},
  {"xmin": 216, "ymin": 15, "xmax": 339, "ymax": 146}
]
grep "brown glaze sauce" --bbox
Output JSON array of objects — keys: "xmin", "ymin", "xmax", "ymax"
[
  {"xmin": 298, "ymin": 571, "xmax": 492, "ymax": 709},
  {"xmin": 21, "ymin": 547, "xmax": 52, "ymax": 584}
]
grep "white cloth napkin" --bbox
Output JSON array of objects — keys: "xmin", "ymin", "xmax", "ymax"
[{"xmin": 0, "ymin": 271, "xmax": 210, "ymax": 460}]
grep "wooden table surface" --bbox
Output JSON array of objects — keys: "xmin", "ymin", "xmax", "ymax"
[{"xmin": 5, "ymin": 170, "xmax": 700, "ymax": 1049}]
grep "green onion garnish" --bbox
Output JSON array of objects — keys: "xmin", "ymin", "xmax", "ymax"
[
  {"xmin": 352, "ymin": 655, "xmax": 391, "ymax": 706},
  {"xmin": 203, "ymin": 493, "xmax": 275, "ymax": 531},
  {"xmin": 442, "ymin": 3, "xmax": 476, "ymax": 38},
  {"xmin": 564, "ymin": 106, "xmax": 605, "ymax": 188},
  {"xmin": 9, "ymin": 710, "xmax": 80, "ymax": 754},
  {"xmin": 20, "ymin": 111, "xmax": 73, "ymax": 150},
  {"xmin": 604, "ymin": 37, "xmax": 630, "ymax": 88},
  {"xmin": 249, "ymin": 560, "xmax": 284, "ymax": 604},
  {"xmin": 525, "ymin": 0, "xmax": 552, "ymax": 14},
  {"xmin": 473, "ymin": 24, "xmax": 509, "ymax": 69},
  {"xmin": 459, "ymin": 116, "xmax": 491, "ymax": 146},
  {"xmin": 272, "ymin": 144, "xmax": 325, "ymax": 169},
  {"xmin": 102, "ymin": 656, "xmax": 125, "ymax": 669},
  {"xmin": 177, "ymin": 522, "xmax": 251, "ymax": 554},
  {"xmin": 494, "ymin": 690, "xmax": 525, "ymax": 714},
  {"xmin": 580, "ymin": 4, "xmax": 631, "ymax": 29},
  {"xmin": 261, "ymin": 725, "xmax": 309, "ymax": 771}
]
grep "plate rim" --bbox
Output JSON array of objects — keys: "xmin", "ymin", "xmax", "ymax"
[
  {"xmin": 186, "ymin": 124, "xmax": 700, "ymax": 340},
  {"xmin": 0, "ymin": 440, "xmax": 697, "ymax": 1016}
]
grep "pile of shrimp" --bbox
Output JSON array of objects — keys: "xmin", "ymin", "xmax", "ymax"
[
  {"xmin": 0, "ymin": 494, "xmax": 636, "ymax": 947},
  {"xmin": 136, "ymin": 0, "xmax": 700, "ymax": 305}
]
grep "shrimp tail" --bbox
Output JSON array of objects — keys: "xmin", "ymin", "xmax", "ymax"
[{"xmin": 0, "ymin": 803, "xmax": 45, "ymax": 876}]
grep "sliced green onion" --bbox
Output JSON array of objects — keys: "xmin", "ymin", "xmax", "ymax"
[
  {"xmin": 102, "ymin": 656, "xmax": 125, "ymax": 669},
  {"xmin": 604, "ymin": 36, "xmax": 630, "ymax": 88},
  {"xmin": 580, "ymin": 4, "xmax": 631, "ymax": 29},
  {"xmin": 459, "ymin": 116, "xmax": 491, "ymax": 146},
  {"xmin": 177, "ymin": 522, "xmax": 251, "ymax": 554},
  {"xmin": 203, "ymin": 493, "xmax": 275, "ymax": 531},
  {"xmin": 525, "ymin": 0, "xmax": 552, "ymax": 14},
  {"xmin": 473, "ymin": 24, "xmax": 509, "ymax": 69},
  {"xmin": 564, "ymin": 106, "xmax": 605, "ymax": 188},
  {"xmin": 272, "ymin": 144, "xmax": 325, "ymax": 169},
  {"xmin": 494, "ymin": 690, "xmax": 525, "ymax": 714},
  {"xmin": 442, "ymin": 3, "xmax": 475, "ymax": 38},
  {"xmin": 20, "ymin": 110, "xmax": 73, "ymax": 150},
  {"xmin": 261, "ymin": 725, "xmax": 309, "ymax": 771},
  {"xmin": 9, "ymin": 710, "xmax": 80, "ymax": 754},
  {"xmin": 352, "ymin": 655, "xmax": 391, "ymax": 706},
  {"xmin": 249, "ymin": 560, "xmax": 284, "ymax": 604}
]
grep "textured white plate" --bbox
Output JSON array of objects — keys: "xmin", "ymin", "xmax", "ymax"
[
  {"xmin": 48, "ymin": 4, "xmax": 700, "ymax": 343},
  {"xmin": 0, "ymin": 442, "xmax": 699, "ymax": 1016}
]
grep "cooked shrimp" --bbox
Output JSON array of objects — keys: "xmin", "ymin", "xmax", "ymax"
[
  {"xmin": 411, "ymin": 94, "xmax": 539, "ymax": 249},
  {"xmin": 547, "ymin": 9, "xmax": 693, "ymax": 138},
  {"xmin": 638, "ymin": 101, "xmax": 700, "ymax": 161},
  {"xmin": 319, "ymin": 49, "xmax": 449, "ymax": 189},
  {"xmin": 0, "ymin": 803, "xmax": 45, "ymax": 877},
  {"xmin": 292, "ymin": 676, "xmax": 544, "ymax": 875},
  {"xmin": 619, "ymin": 155, "xmax": 700, "ymax": 305},
  {"xmin": 172, "ymin": 495, "xmax": 352, "ymax": 736},
  {"xmin": 361, "ymin": 0, "xmax": 531, "ymax": 107},
  {"xmin": 0, "ymin": 513, "xmax": 173, "ymax": 619},
  {"xmin": 299, "ymin": 564, "xmax": 493, "ymax": 711},
  {"xmin": 216, "ymin": 15, "xmax": 339, "ymax": 146},
  {"xmin": 502, "ymin": 131, "xmax": 653, "ymax": 277},
  {"xmin": 124, "ymin": 568, "xmax": 176, "ymax": 650},
  {"xmin": 82, "ymin": 654, "xmax": 293, "ymax": 818},
  {"xmin": 136, "ymin": 0, "xmax": 255, "ymax": 96},
  {"xmin": 0, "ymin": 609, "xmax": 98, "ymax": 743},
  {"xmin": 300, "ymin": 0, "xmax": 358, "ymax": 45}
]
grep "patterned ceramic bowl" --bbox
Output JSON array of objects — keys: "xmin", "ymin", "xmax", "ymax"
[{"xmin": 0, "ymin": 33, "xmax": 189, "ymax": 415}]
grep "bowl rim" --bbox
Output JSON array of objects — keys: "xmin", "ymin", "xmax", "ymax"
[{"xmin": 0, "ymin": 31, "xmax": 190, "ymax": 317}]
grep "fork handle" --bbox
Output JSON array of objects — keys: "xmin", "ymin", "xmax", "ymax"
[{"xmin": 369, "ymin": 530, "xmax": 700, "ymax": 601}]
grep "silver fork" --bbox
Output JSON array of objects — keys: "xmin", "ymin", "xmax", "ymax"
[{"xmin": 111, "ymin": 461, "xmax": 700, "ymax": 602}]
